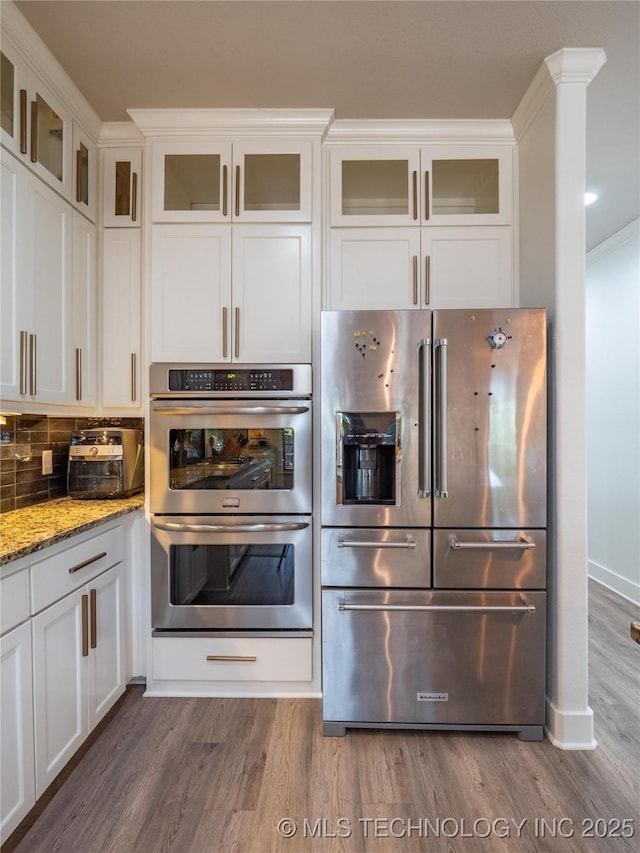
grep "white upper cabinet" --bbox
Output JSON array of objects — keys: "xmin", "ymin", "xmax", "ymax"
[
  {"xmin": 150, "ymin": 138, "xmax": 312, "ymax": 223},
  {"xmin": 329, "ymin": 144, "xmax": 513, "ymax": 227},
  {"xmin": 72, "ymin": 121, "xmax": 97, "ymax": 223}
]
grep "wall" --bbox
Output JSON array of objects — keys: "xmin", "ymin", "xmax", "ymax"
[
  {"xmin": 586, "ymin": 219, "xmax": 640, "ymax": 603},
  {"xmin": 0, "ymin": 415, "xmax": 144, "ymax": 512}
]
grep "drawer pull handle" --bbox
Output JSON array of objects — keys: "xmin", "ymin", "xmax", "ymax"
[
  {"xmin": 68, "ymin": 551, "xmax": 107, "ymax": 574},
  {"xmin": 449, "ymin": 537, "xmax": 535, "ymax": 551},
  {"xmin": 339, "ymin": 601, "xmax": 536, "ymax": 615},
  {"xmin": 337, "ymin": 539, "xmax": 416, "ymax": 550},
  {"xmin": 90, "ymin": 588, "xmax": 97, "ymax": 649},
  {"xmin": 206, "ymin": 655, "xmax": 257, "ymax": 662}
]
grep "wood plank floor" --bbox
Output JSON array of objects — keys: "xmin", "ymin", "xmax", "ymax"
[{"xmin": 5, "ymin": 580, "xmax": 639, "ymax": 853}]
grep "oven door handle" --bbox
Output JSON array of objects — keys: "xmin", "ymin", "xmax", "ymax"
[
  {"xmin": 150, "ymin": 404, "xmax": 310, "ymax": 416},
  {"xmin": 151, "ymin": 519, "xmax": 310, "ymax": 533}
]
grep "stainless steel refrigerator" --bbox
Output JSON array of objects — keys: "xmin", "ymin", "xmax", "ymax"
[{"xmin": 320, "ymin": 308, "xmax": 547, "ymax": 740}]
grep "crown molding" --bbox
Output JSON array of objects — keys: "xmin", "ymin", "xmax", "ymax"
[
  {"xmin": 586, "ymin": 217, "xmax": 640, "ymax": 266},
  {"xmin": 127, "ymin": 108, "xmax": 335, "ymax": 137},
  {"xmin": 99, "ymin": 122, "xmax": 145, "ymax": 147},
  {"xmin": 512, "ymin": 48, "xmax": 607, "ymax": 143},
  {"xmin": 325, "ymin": 119, "xmax": 515, "ymax": 145}
]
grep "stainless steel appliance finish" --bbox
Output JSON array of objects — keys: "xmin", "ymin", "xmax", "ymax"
[
  {"xmin": 151, "ymin": 515, "xmax": 312, "ymax": 631},
  {"xmin": 149, "ymin": 364, "xmax": 312, "ymax": 515},
  {"xmin": 321, "ymin": 309, "xmax": 547, "ymax": 740},
  {"xmin": 67, "ymin": 428, "xmax": 144, "ymax": 499},
  {"xmin": 149, "ymin": 363, "xmax": 313, "ymax": 633}
]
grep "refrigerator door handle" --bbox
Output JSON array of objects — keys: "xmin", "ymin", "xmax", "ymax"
[
  {"xmin": 418, "ymin": 338, "xmax": 431, "ymax": 497},
  {"xmin": 434, "ymin": 338, "xmax": 448, "ymax": 498},
  {"xmin": 337, "ymin": 537, "xmax": 416, "ymax": 550},
  {"xmin": 338, "ymin": 599, "xmax": 536, "ymax": 615},
  {"xmin": 449, "ymin": 536, "xmax": 536, "ymax": 551}
]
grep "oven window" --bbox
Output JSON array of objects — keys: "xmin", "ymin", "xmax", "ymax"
[
  {"xmin": 168, "ymin": 428, "xmax": 294, "ymax": 491},
  {"xmin": 169, "ymin": 543, "xmax": 294, "ymax": 606}
]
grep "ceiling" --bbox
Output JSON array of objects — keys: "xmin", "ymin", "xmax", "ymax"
[{"xmin": 11, "ymin": 0, "xmax": 640, "ymax": 251}]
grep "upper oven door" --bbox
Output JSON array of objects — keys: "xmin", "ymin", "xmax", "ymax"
[{"xmin": 149, "ymin": 398, "xmax": 312, "ymax": 514}]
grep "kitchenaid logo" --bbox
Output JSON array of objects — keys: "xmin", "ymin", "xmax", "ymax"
[{"xmin": 417, "ymin": 692, "xmax": 449, "ymax": 702}]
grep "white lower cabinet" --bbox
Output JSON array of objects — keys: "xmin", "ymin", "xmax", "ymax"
[
  {"xmin": 327, "ymin": 225, "xmax": 513, "ymax": 310},
  {"xmin": 152, "ymin": 636, "xmax": 312, "ymax": 688},
  {"xmin": 32, "ymin": 560, "xmax": 125, "ymax": 797},
  {"xmin": 0, "ymin": 622, "xmax": 35, "ymax": 843}
]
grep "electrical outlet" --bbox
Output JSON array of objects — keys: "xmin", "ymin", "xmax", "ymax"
[{"xmin": 42, "ymin": 449, "xmax": 53, "ymax": 475}]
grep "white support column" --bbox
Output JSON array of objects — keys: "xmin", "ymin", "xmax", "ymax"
[{"xmin": 514, "ymin": 47, "xmax": 606, "ymax": 749}]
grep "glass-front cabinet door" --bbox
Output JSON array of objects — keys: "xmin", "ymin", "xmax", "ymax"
[
  {"xmin": 151, "ymin": 139, "xmax": 312, "ymax": 223},
  {"xmin": 72, "ymin": 122, "xmax": 97, "ymax": 223},
  {"xmin": 329, "ymin": 147, "xmax": 420, "ymax": 226},
  {"xmin": 102, "ymin": 148, "xmax": 143, "ymax": 227},
  {"xmin": 421, "ymin": 146, "xmax": 513, "ymax": 225}
]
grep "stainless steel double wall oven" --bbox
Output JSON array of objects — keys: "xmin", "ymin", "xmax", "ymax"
[{"xmin": 149, "ymin": 364, "xmax": 312, "ymax": 632}]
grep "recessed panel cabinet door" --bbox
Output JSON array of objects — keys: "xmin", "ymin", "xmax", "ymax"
[
  {"xmin": 232, "ymin": 224, "xmax": 312, "ymax": 362},
  {"xmin": 150, "ymin": 224, "xmax": 232, "ymax": 362},
  {"xmin": 88, "ymin": 563, "xmax": 125, "ymax": 728}
]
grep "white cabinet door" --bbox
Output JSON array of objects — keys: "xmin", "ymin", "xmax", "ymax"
[
  {"xmin": 327, "ymin": 227, "xmax": 422, "ymax": 310},
  {"xmin": 232, "ymin": 139, "xmax": 312, "ymax": 222},
  {"xmin": 25, "ymin": 67, "xmax": 73, "ymax": 201},
  {"xmin": 0, "ymin": 149, "xmax": 29, "ymax": 402},
  {"xmin": 421, "ymin": 145, "xmax": 513, "ymax": 226},
  {"xmin": 232, "ymin": 224, "xmax": 312, "ymax": 362},
  {"xmin": 32, "ymin": 589, "xmax": 88, "ymax": 798},
  {"xmin": 27, "ymin": 172, "xmax": 73, "ymax": 405},
  {"xmin": 150, "ymin": 224, "xmax": 232, "ymax": 362},
  {"xmin": 422, "ymin": 226, "xmax": 513, "ymax": 308},
  {"xmin": 102, "ymin": 229, "xmax": 142, "ymax": 410},
  {"xmin": 88, "ymin": 563, "xmax": 126, "ymax": 729},
  {"xmin": 72, "ymin": 122, "xmax": 97, "ymax": 223},
  {"xmin": 329, "ymin": 146, "xmax": 421, "ymax": 226},
  {"xmin": 72, "ymin": 212, "xmax": 97, "ymax": 407},
  {"xmin": 0, "ymin": 622, "xmax": 35, "ymax": 844},
  {"xmin": 0, "ymin": 37, "xmax": 27, "ymax": 161},
  {"xmin": 102, "ymin": 148, "xmax": 142, "ymax": 228}
]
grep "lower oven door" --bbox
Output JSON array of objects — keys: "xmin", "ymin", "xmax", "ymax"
[
  {"xmin": 151, "ymin": 515, "xmax": 312, "ymax": 631},
  {"xmin": 322, "ymin": 589, "xmax": 545, "ymax": 726}
]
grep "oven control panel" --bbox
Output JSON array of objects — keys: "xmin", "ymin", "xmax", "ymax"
[{"xmin": 168, "ymin": 368, "xmax": 294, "ymax": 393}]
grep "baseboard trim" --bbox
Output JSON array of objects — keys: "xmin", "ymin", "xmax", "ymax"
[
  {"xmin": 588, "ymin": 561, "xmax": 640, "ymax": 605},
  {"xmin": 545, "ymin": 698, "xmax": 597, "ymax": 750}
]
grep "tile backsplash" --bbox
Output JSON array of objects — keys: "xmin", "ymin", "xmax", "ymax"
[{"xmin": 0, "ymin": 415, "xmax": 144, "ymax": 513}]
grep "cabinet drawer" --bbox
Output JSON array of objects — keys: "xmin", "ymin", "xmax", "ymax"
[
  {"xmin": 433, "ymin": 529, "xmax": 546, "ymax": 589},
  {"xmin": 1, "ymin": 569, "xmax": 30, "ymax": 634},
  {"xmin": 31, "ymin": 526, "xmax": 124, "ymax": 614},
  {"xmin": 152, "ymin": 637, "xmax": 312, "ymax": 683},
  {"xmin": 322, "ymin": 527, "xmax": 430, "ymax": 588}
]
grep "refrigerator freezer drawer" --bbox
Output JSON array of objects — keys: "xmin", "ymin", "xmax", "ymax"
[
  {"xmin": 322, "ymin": 589, "xmax": 546, "ymax": 727},
  {"xmin": 433, "ymin": 529, "xmax": 546, "ymax": 589},
  {"xmin": 321, "ymin": 527, "xmax": 431, "ymax": 588}
]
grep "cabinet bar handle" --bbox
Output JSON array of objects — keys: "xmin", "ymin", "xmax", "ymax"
[
  {"xmin": 29, "ymin": 333, "xmax": 36, "ymax": 396},
  {"xmin": 19, "ymin": 89, "xmax": 27, "ymax": 153},
  {"xmin": 424, "ymin": 171, "xmax": 430, "ymax": 220},
  {"xmin": 131, "ymin": 172, "xmax": 138, "ymax": 222},
  {"xmin": 412, "ymin": 255, "xmax": 418, "ymax": 304},
  {"xmin": 449, "ymin": 536, "xmax": 536, "ymax": 551},
  {"xmin": 75, "ymin": 149, "xmax": 82, "ymax": 203},
  {"xmin": 425, "ymin": 255, "xmax": 431, "ymax": 305},
  {"xmin": 222, "ymin": 165, "xmax": 228, "ymax": 217},
  {"xmin": 19, "ymin": 330, "xmax": 28, "ymax": 395},
  {"xmin": 234, "ymin": 307, "xmax": 240, "ymax": 359},
  {"xmin": 68, "ymin": 551, "xmax": 107, "ymax": 574},
  {"xmin": 338, "ymin": 538, "xmax": 416, "ymax": 550},
  {"xmin": 206, "ymin": 655, "xmax": 257, "ymax": 662},
  {"xmin": 81, "ymin": 594, "xmax": 89, "ymax": 657},
  {"xmin": 30, "ymin": 100, "xmax": 37, "ymax": 163},
  {"xmin": 222, "ymin": 307, "xmax": 228, "ymax": 358},
  {"xmin": 89, "ymin": 588, "xmax": 97, "ymax": 649},
  {"xmin": 130, "ymin": 353, "xmax": 137, "ymax": 402},
  {"xmin": 235, "ymin": 165, "xmax": 240, "ymax": 217},
  {"xmin": 412, "ymin": 170, "xmax": 418, "ymax": 220},
  {"xmin": 75, "ymin": 347, "xmax": 82, "ymax": 401}
]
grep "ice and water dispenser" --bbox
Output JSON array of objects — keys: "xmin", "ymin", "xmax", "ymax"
[{"xmin": 337, "ymin": 412, "xmax": 399, "ymax": 504}]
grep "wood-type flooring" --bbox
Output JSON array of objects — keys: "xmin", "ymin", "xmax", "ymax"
[{"xmin": 4, "ymin": 580, "xmax": 639, "ymax": 853}]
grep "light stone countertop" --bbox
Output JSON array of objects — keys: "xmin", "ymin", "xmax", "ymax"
[{"xmin": 0, "ymin": 495, "xmax": 145, "ymax": 567}]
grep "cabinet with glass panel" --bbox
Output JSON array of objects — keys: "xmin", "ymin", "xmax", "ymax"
[{"xmin": 150, "ymin": 138, "xmax": 312, "ymax": 223}]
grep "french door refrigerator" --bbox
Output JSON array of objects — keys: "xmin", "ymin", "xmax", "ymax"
[{"xmin": 321, "ymin": 308, "xmax": 547, "ymax": 740}]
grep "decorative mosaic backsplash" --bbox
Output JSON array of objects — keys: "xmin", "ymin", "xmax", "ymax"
[{"xmin": 0, "ymin": 415, "xmax": 144, "ymax": 513}]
